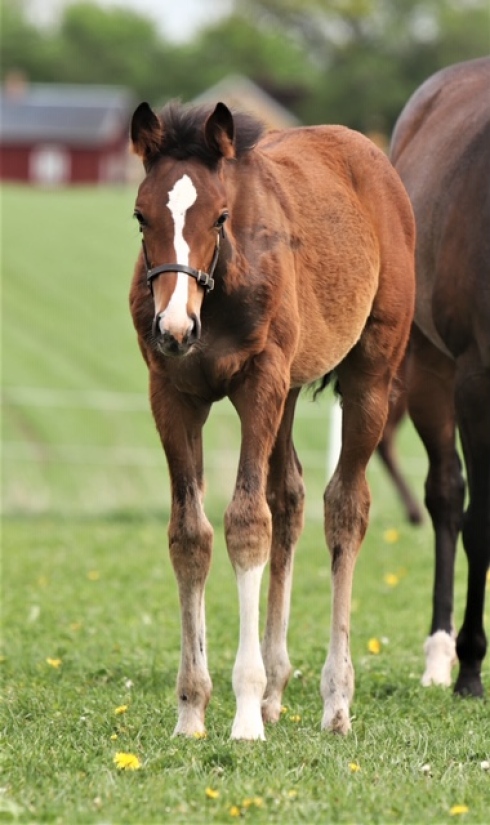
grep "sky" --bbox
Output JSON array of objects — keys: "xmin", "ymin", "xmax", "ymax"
[{"xmin": 25, "ymin": 0, "xmax": 232, "ymax": 42}]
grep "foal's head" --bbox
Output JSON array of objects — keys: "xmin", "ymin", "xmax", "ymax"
[{"xmin": 131, "ymin": 101, "xmax": 263, "ymax": 357}]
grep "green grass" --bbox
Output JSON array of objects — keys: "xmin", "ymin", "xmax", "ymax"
[
  {"xmin": 1, "ymin": 185, "xmax": 489, "ymax": 823},
  {"xmin": 2, "ymin": 515, "xmax": 489, "ymax": 824}
]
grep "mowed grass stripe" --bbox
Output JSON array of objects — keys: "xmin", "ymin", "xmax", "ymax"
[{"xmin": 2, "ymin": 185, "xmax": 142, "ymax": 392}]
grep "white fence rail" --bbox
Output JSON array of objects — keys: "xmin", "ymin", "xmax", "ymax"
[{"xmin": 2, "ymin": 386, "xmax": 425, "ymax": 516}]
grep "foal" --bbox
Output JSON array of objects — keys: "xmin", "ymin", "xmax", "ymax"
[{"xmin": 129, "ymin": 100, "xmax": 415, "ymax": 739}]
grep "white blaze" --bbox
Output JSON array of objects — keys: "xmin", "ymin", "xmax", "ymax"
[{"xmin": 161, "ymin": 173, "xmax": 197, "ymax": 331}]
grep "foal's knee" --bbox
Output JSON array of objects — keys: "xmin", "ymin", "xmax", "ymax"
[
  {"xmin": 225, "ymin": 491, "xmax": 272, "ymax": 569},
  {"xmin": 169, "ymin": 510, "xmax": 214, "ymax": 581}
]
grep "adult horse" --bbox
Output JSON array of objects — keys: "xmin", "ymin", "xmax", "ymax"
[
  {"xmin": 129, "ymin": 100, "xmax": 415, "ymax": 739},
  {"xmin": 390, "ymin": 57, "xmax": 490, "ymax": 696},
  {"xmin": 377, "ymin": 353, "xmax": 424, "ymax": 525}
]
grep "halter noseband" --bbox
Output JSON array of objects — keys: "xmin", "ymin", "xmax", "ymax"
[{"xmin": 143, "ymin": 228, "xmax": 223, "ymax": 296}]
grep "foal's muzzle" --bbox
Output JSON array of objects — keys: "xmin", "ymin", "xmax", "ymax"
[{"xmin": 153, "ymin": 312, "xmax": 201, "ymax": 357}]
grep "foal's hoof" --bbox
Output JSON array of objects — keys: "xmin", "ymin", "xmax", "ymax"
[
  {"xmin": 173, "ymin": 707, "xmax": 206, "ymax": 738},
  {"xmin": 321, "ymin": 706, "xmax": 351, "ymax": 735},
  {"xmin": 261, "ymin": 695, "xmax": 282, "ymax": 724},
  {"xmin": 231, "ymin": 710, "xmax": 266, "ymax": 741}
]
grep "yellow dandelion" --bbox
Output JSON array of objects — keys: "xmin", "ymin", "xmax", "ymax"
[
  {"xmin": 193, "ymin": 731, "xmax": 207, "ymax": 739},
  {"xmin": 384, "ymin": 573, "xmax": 400, "ymax": 587},
  {"xmin": 450, "ymin": 804, "xmax": 469, "ymax": 816},
  {"xmin": 349, "ymin": 762, "xmax": 361, "ymax": 772},
  {"xmin": 280, "ymin": 706, "xmax": 288, "ymax": 714},
  {"xmin": 289, "ymin": 714, "xmax": 301, "ymax": 722},
  {"xmin": 287, "ymin": 790, "xmax": 298, "ymax": 799},
  {"xmin": 46, "ymin": 657, "xmax": 62, "ymax": 668},
  {"xmin": 113, "ymin": 752, "xmax": 141, "ymax": 771},
  {"xmin": 114, "ymin": 705, "xmax": 128, "ymax": 715},
  {"xmin": 368, "ymin": 638, "xmax": 381, "ymax": 654},
  {"xmin": 110, "ymin": 734, "xmax": 118, "ymax": 740},
  {"xmin": 242, "ymin": 797, "xmax": 263, "ymax": 809},
  {"xmin": 383, "ymin": 528, "xmax": 400, "ymax": 544},
  {"xmin": 87, "ymin": 570, "xmax": 100, "ymax": 581},
  {"xmin": 205, "ymin": 788, "xmax": 220, "ymax": 800},
  {"xmin": 229, "ymin": 806, "xmax": 241, "ymax": 817}
]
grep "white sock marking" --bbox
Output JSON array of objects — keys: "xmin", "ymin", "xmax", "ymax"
[
  {"xmin": 422, "ymin": 631, "xmax": 456, "ymax": 687},
  {"xmin": 231, "ymin": 563, "xmax": 267, "ymax": 740}
]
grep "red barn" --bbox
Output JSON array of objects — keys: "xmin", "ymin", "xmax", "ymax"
[{"xmin": 0, "ymin": 82, "xmax": 134, "ymax": 185}]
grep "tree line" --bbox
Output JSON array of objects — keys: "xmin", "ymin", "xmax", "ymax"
[{"xmin": 1, "ymin": 0, "xmax": 488, "ymax": 133}]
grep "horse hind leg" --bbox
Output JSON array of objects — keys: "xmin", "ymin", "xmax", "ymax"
[
  {"xmin": 261, "ymin": 389, "xmax": 305, "ymax": 724},
  {"xmin": 453, "ymin": 352, "xmax": 490, "ymax": 697},
  {"xmin": 376, "ymin": 355, "xmax": 424, "ymax": 525},
  {"xmin": 407, "ymin": 328, "xmax": 463, "ymax": 688}
]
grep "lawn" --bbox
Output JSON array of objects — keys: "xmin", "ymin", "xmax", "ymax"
[{"xmin": 1, "ymin": 185, "xmax": 489, "ymax": 823}]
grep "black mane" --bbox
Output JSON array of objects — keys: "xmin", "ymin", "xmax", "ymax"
[{"xmin": 157, "ymin": 100, "xmax": 265, "ymax": 168}]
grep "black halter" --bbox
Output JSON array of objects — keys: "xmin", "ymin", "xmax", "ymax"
[{"xmin": 142, "ymin": 228, "xmax": 223, "ymax": 296}]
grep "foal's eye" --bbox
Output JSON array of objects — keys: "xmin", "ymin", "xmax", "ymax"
[
  {"xmin": 214, "ymin": 211, "xmax": 229, "ymax": 229},
  {"xmin": 133, "ymin": 210, "xmax": 146, "ymax": 229}
]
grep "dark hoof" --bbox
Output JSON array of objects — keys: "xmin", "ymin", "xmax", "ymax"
[{"xmin": 454, "ymin": 666, "xmax": 484, "ymax": 698}]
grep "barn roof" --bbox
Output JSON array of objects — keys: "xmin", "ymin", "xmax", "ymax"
[
  {"xmin": 0, "ymin": 83, "xmax": 133, "ymax": 146},
  {"xmin": 192, "ymin": 75, "xmax": 300, "ymax": 130}
]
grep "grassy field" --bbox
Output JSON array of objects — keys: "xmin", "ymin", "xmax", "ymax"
[{"xmin": 1, "ymin": 185, "xmax": 489, "ymax": 823}]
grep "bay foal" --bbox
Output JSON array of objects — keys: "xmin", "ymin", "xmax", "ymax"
[{"xmin": 129, "ymin": 100, "xmax": 415, "ymax": 738}]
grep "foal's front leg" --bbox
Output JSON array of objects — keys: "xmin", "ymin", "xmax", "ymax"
[
  {"xmin": 226, "ymin": 362, "xmax": 288, "ymax": 740},
  {"xmin": 150, "ymin": 372, "xmax": 213, "ymax": 737}
]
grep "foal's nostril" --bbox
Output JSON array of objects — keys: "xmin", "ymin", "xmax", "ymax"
[
  {"xmin": 188, "ymin": 314, "xmax": 201, "ymax": 344},
  {"xmin": 152, "ymin": 312, "xmax": 163, "ymax": 338}
]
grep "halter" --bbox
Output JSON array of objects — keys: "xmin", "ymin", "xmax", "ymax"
[{"xmin": 142, "ymin": 228, "xmax": 224, "ymax": 296}]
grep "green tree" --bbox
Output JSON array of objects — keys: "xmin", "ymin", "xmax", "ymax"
[
  {"xmin": 235, "ymin": 0, "xmax": 490, "ymax": 129},
  {"xmin": 0, "ymin": 0, "xmax": 54, "ymax": 79}
]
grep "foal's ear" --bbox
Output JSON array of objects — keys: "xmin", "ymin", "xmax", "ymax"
[
  {"xmin": 130, "ymin": 102, "xmax": 163, "ymax": 163},
  {"xmin": 204, "ymin": 102, "xmax": 235, "ymax": 160}
]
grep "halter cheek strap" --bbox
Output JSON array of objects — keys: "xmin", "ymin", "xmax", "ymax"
[{"xmin": 143, "ymin": 229, "xmax": 223, "ymax": 295}]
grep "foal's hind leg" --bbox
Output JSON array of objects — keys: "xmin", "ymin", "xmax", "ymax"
[
  {"xmin": 262, "ymin": 389, "xmax": 305, "ymax": 723},
  {"xmin": 407, "ymin": 328, "xmax": 463, "ymax": 687},
  {"xmin": 321, "ymin": 336, "xmax": 404, "ymax": 734},
  {"xmin": 453, "ymin": 350, "xmax": 490, "ymax": 697}
]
